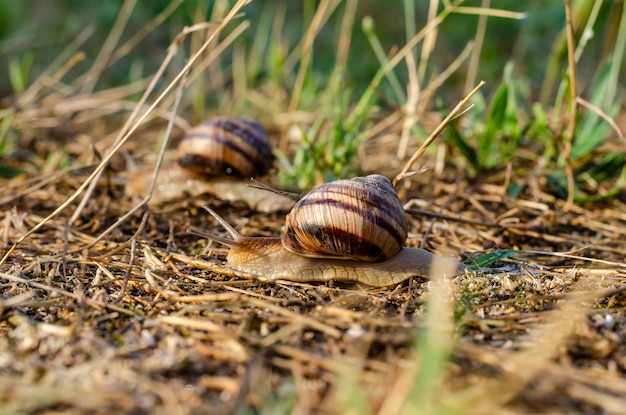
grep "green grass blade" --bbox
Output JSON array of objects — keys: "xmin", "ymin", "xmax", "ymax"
[
  {"xmin": 8, "ymin": 53, "xmax": 33, "ymax": 95},
  {"xmin": 468, "ymin": 250, "xmax": 520, "ymax": 269},
  {"xmin": 572, "ymin": 63, "xmax": 619, "ymax": 160},
  {"xmin": 445, "ymin": 122, "xmax": 480, "ymax": 174}
]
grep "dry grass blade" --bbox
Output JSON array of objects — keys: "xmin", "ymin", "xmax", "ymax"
[
  {"xmin": 563, "ymin": 0, "xmax": 579, "ymax": 211},
  {"xmin": 393, "ymin": 80, "xmax": 485, "ymax": 186},
  {"xmin": 80, "ymin": 0, "xmax": 137, "ymax": 95},
  {"xmin": 109, "ymin": 0, "xmax": 185, "ymax": 66},
  {"xmin": 327, "ymin": 0, "xmax": 357, "ymax": 98},
  {"xmin": 0, "ymin": 165, "xmax": 90, "ymax": 207},
  {"xmin": 453, "ymin": 6, "xmax": 528, "ymax": 19},
  {"xmin": 418, "ymin": 0, "xmax": 440, "ymax": 80},
  {"xmin": 523, "ymin": 249, "xmax": 626, "ymax": 268},
  {"xmin": 183, "ymin": 20, "xmax": 250, "ymax": 94},
  {"xmin": 13, "ymin": 26, "xmax": 94, "ymax": 108},
  {"xmin": 576, "ymin": 96, "xmax": 625, "ymax": 141},
  {"xmin": 464, "ymin": 0, "xmax": 490, "ymax": 95},
  {"xmin": 351, "ymin": 0, "xmax": 466, "ymax": 126},
  {"xmin": 280, "ymin": 0, "xmax": 341, "ymax": 152},
  {"xmin": 68, "ymin": 19, "xmax": 226, "ymax": 227},
  {"xmin": 397, "ymin": 51, "xmax": 420, "ymax": 160},
  {"xmin": 415, "ymin": 40, "xmax": 475, "ymax": 121}
]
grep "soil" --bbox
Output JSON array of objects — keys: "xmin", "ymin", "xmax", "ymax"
[{"xmin": 1, "ymin": 125, "xmax": 626, "ymax": 415}]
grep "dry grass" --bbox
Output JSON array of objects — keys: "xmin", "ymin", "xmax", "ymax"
[{"xmin": 2, "ymin": 125, "xmax": 626, "ymax": 414}]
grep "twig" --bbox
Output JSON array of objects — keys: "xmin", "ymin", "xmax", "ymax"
[
  {"xmin": 405, "ymin": 208, "xmax": 504, "ymax": 227},
  {"xmin": 393, "ymin": 81, "xmax": 486, "ymax": 186},
  {"xmin": 394, "ymin": 166, "xmax": 429, "ymax": 184},
  {"xmin": 248, "ymin": 178, "xmax": 302, "ymax": 200},
  {"xmin": 576, "ymin": 96, "xmax": 624, "ymax": 141},
  {"xmin": 112, "ymin": 212, "xmax": 149, "ymax": 304}
]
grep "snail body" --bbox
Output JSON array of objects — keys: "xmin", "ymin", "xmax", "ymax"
[
  {"xmin": 225, "ymin": 235, "xmax": 453, "ymax": 287},
  {"xmin": 125, "ymin": 117, "xmax": 295, "ymax": 212},
  {"xmin": 200, "ymin": 175, "xmax": 464, "ymax": 287}
]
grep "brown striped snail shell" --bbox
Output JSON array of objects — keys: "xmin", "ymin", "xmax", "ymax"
[
  {"xmin": 178, "ymin": 117, "xmax": 274, "ymax": 177},
  {"xmin": 125, "ymin": 117, "xmax": 294, "ymax": 212},
  {"xmin": 282, "ymin": 175, "xmax": 408, "ymax": 262},
  {"xmin": 198, "ymin": 174, "xmax": 465, "ymax": 287}
]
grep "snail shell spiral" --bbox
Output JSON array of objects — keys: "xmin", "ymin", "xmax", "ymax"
[
  {"xmin": 178, "ymin": 117, "xmax": 274, "ymax": 177},
  {"xmin": 281, "ymin": 174, "xmax": 408, "ymax": 262}
]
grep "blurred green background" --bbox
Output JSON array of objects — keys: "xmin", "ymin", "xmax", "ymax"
[
  {"xmin": 1, "ymin": 0, "xmax": 617, "ymax": 102},
  {"xmin": 0, "ymin": 0, "xmax": 624, "ymax": 202}
]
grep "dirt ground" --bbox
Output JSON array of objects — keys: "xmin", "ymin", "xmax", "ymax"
[{"xmin": 2, "ymin": 125, "xmax": 626, "ymax": 415}]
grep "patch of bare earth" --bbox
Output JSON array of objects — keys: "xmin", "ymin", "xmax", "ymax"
[{"xmin": 2, "ymin": 125, "xmax": 626, "ymax": 415}]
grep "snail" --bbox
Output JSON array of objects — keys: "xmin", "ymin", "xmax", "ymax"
[
  {"xmin": 125, "ymin": 117, "xmax": 295, "ymax": 212},
  {"xmin": 196, "ymin": 174, "xmax": 465, "ymax": 287}
]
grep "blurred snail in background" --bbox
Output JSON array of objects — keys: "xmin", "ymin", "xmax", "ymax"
[
  {"xmin": 196, "ymin": 174, "xmax": 464, "ymax": 287},
  {"xmin": 125, "ymin": 117, "xmax": 295, "ymax": 212}
]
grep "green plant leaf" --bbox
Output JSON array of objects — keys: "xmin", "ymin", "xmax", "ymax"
[
  {"xmin": 571, "ymin": 62, "xmax": 619, "ymax": 160},
  {"xmin": 445, "ymin": 122, "xmax": 479, "ymax": 174},
  {"xmin": 468, "ymin": 250, "xmax": 520, "ymax": 269},
  {"xmin": 8, "ymin": 53, "xmax": 34, "ymax": 95},
  {"xmin": 481, "ymin": 64, "xmax": 512, "ymax": 168}
]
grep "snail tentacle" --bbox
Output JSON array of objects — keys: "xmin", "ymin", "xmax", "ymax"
[{"xmin": 200, "ymin": 205, "xmax": 241, "ymax": 241}]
